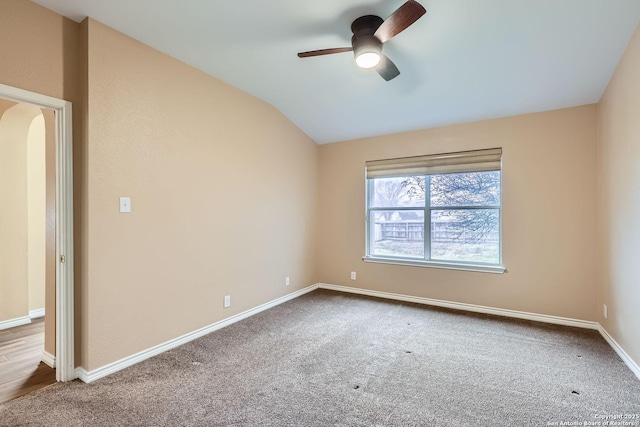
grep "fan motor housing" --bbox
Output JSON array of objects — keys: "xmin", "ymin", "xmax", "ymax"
[
  {"xmin": 351, "ymin": 15, "xmax": 384, "ymax": 59},
  {"xmin": 352, "ymin": 34, "xmax": 382, "ymax": 60},
  {"xmin": 350, "ymin": 15, "xmax": 384, "ymax": 36}
]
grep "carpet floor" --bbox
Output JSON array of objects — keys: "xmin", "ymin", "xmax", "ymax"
[{"xmin": 1, "ymin": 289, "xmax": 639, "ymax": 426}]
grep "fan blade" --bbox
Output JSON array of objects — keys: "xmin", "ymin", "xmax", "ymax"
[
  {"xmin": 376, "ymin": 55, "xmax": 400, "ymax": 81},
  {"xmin": 374, "ymin": 0, "xmax": 426, "ymax": 44},
  {"xmin": 297, "ymin": 47, "xmax": 353, "ymax": 58}
]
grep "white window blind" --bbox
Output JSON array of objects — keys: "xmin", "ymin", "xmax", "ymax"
[{"xmin": 365, "ymin": 148, "xmax": 502, "ymax": 179}]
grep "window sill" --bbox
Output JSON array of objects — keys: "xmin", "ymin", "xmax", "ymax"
[{"xmin": 362, "ymin": 256, "xmax": 506, "ymax": 274}]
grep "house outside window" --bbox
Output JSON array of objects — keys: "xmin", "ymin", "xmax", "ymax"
[{"xmin": 364, "ymin": 148, "xmax": 504, "ymax": 273}]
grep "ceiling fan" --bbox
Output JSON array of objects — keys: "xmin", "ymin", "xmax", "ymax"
[{"xmin": 297, "ymin": 0, "xmax": 426, "ymax": 81}]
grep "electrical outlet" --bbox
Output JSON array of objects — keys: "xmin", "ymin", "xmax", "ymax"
[
  {"xmin": 285, "ymin": 276, "xmax": 290, "ymax": 286},
  {"xmin": 350, "ymin": 271, "xmax": 356, "ymax": 280},
  {"xmin": 603, "ymin": 304, "xmax": 608, "ymax": 319},
  {"xmin": 224, "ymin": 295, "xmax": 231, "ymax": 308}
]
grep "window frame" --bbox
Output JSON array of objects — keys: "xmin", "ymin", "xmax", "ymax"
[{"xmin": 363, "ymin": 169, "xmax": 505, "ymax": 274}]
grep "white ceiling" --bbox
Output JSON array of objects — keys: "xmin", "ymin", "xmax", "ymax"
[{"xmin": 32, "ymin": 0, "xmax": 640, "ymax": 144}]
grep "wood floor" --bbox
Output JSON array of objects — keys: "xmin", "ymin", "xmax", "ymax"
[{"xmin": 0, "ymin": 318, "xmax": 56, "ymax": 404}]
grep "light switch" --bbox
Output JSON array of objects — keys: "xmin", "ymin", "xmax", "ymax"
[{"xmin": 119, "ymin": 197, "xmax": 131, "ymax": 213}]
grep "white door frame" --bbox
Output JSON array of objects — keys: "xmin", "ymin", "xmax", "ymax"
[{"xmin": 0, "ymin": 83, "xmax": 75, "ymax": 382}]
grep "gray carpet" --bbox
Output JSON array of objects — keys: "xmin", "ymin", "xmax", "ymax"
[{"xmin": 1, "ymin": 289, "xmax": 639, "ymax": 426}]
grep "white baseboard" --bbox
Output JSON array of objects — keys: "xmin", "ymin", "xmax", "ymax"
[
  {"xmin": 0, "ymin": 316, "xmax": 31, "ymax": 331},
  {"xmin": 42, "ymin": 351, "xmax": 56, "ymax": 369},
  {"xmin": 30, "ymin": 308, "xmax": 45, "ymax": 319},
  {"xmin": 318, "ymin": 283, "xmax": 599, "ymax": 330},
  {"xmin": 75, "ymin": 284, "xmax": 320, "ymax": 383},
  {"xmin": 598, "ymin": 325, "xmax": 640, "ymax": 380}
]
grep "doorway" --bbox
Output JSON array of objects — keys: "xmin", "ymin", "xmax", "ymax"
[{"xmin": 0, "ymin": 83, "xmax": 74, "ymax": 382}]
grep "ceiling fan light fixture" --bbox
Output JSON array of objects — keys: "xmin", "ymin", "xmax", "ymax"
[
  {"xmin": 296, "ymin": 1, "xmax": 427, "ymax": 81},
  {"xmin": 355, "ymin": 51, "xmax": 381, "ymax": 69},
  {"xmin": 353, "ymin": 34, "xmax": 382, "ymax": 69}
]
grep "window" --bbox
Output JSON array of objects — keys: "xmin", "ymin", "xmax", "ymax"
[{"xmin": 364, "ymin": 148, "xmax": 504, "ymax": 273}]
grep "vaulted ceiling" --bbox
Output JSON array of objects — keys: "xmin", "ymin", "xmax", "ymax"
[{"xmin": 32, "ymin": 0, "xmax": 640, "ymax": 143}]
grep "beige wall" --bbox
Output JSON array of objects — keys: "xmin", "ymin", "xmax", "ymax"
[
  {"xmin": 0, "ymin": 101, "xmax": 27, "ymax": 323},
  {"xmin": 0, "ymin": 0, "xmax": 80, "ymax": 103},
  {"xmin": 0, "ymin": 0, "xmax": 81, "ymax": 354},
  {"xmin": 27, "ymin": 114, "xmax": 47, "ymax": 313},
  {"xmin": 318, "ymin": 105, "xmax": 598, "ymax": 321},
  {"xmin": 597, "ymin": 25, "xmax": 640, "ymax": 365},
  {"xmin": 81, "ymin": 19, "xmax": 318, "ymax": 370}
]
